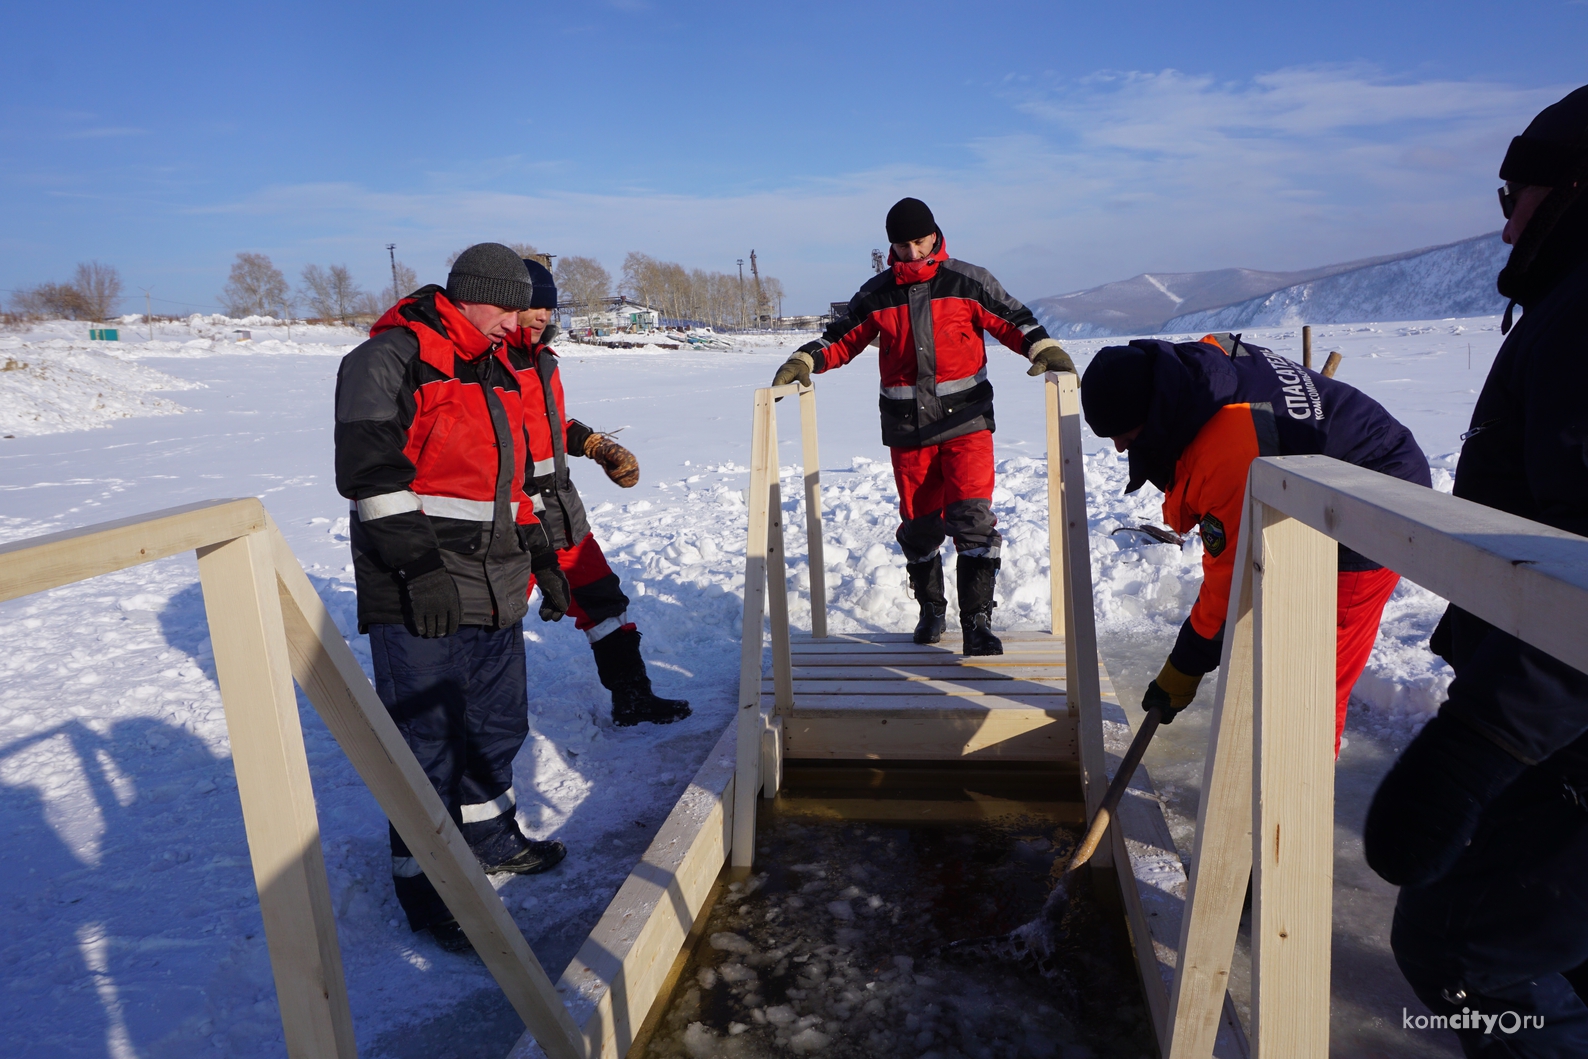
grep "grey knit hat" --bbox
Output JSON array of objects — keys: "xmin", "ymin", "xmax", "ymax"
[{"xmin": 446, "ymin": 243, "xmax": 535, "ymax": 310}]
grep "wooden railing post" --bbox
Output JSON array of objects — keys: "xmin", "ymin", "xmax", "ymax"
[
  {"xmin": 1050, "ymin": 372, "xmax": 1109, "ymax": 861},
  {"xmin": 1045, "ymin": 376, "xmax": 1066, "ymax": 642},
  {"xmin": 1249, "ymin": 500, "xmax": 1336, "ymax": 1057},
  {"xmin": 798, "ymin": 384, "xmax": 828, "ymax": 638},
  {"xmin": 195, "ymin": 529, "xmax": 357, "ymax": 1059},
  {"xmin": 1167, "ymin": 495, "xmax": 1257, "ymax": 1059},
  {"xmin": 732, "ymin": 389, "xmax": 776, "ymax": 867},
  {"xmin": 268, "ymin": 523, "xmax": 587, "ymax": 1059}
]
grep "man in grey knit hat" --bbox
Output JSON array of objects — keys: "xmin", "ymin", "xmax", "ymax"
[{"xmin": 335, "ymin": 242, "xmax": 575, "ymax": 953}]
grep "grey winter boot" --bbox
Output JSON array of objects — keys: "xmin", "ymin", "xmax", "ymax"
[
  {"xmin": 956, "ymin": 555, "xmax": 1003, "ymax": 656},
  {"xmin": 591, "ymin": 628, "xmax": 692, "ymax": 727},
  {"xmin": 906, "ymin": 556, "xmax": 948, "ymax": 645}
]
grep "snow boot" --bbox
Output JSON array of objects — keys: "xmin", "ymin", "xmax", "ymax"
[
  {"xmin": 429, "ymin": 919, "xmax": 476, "ymax": 954},
  {"xmin": 957, "ymin": 555, "xmax": 1003, "ymax": 656},
  {"xmin": 591, "ymin": 627, "xmax": 692, "ymax": 727},
  {"xmin": 906, "ymin": 556, "xmax": 948, "ymax": 645},
  {"xmin": 463, "ymin": 813, "xmax": 567, "ymax": 876}
]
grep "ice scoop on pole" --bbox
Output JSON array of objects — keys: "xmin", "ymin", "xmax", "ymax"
[{"xmin": 939, "ymin": 707, "xmax": 1166, "ymax": 971}]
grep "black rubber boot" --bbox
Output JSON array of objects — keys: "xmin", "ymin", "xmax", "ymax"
[
  {"xmin": 956, "ymin": 555, "xmax": 1003, "ymax": 656},
  {"xmin": 906, "ymin": 556, "xmax": 948, "ymax": 645},
  {"xmin": 463, "ymin": 813, "xmax": 567, "ymax": 876},
  {"xmin": 591, "ymin": 627, "xmax": 692, "ymax": 727}
]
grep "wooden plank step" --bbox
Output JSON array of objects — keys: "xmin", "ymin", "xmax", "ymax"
[
  {"xmin": 779, "ymin": 653, "xmax": 1064, "ymax": 667},
  {"xmin": 764, "ymin": 679, "xmax": 1065, "ymax": 698},
  {"xmin": 792, "ymin": 630, "xmax": 1061, "ymax": 644},
  {"xmin": 782, "ymin": 713, "xmax": 1074, "ymax": 761},
  {"xmin": 781, "ymin": 694, "xmax": 1069, "ymax": 718},
  {"xmin": 786, "ymin": 665, "xmax": 1067, "ymax": 681},
  {"xmin": 790, "ymin": 639, "xmax": 1059, "ymax": 655}
]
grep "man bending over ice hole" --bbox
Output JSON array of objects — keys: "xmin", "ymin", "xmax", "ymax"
[
  {"xmin": 335, "ymin": 244, "xmax": 575, "ymax": 953},
  {"xmin": 506, "ymin": 258, "xmax": 690, "ymax": 727},
  {"xmin": 1079, "ymin": 333, "xmax": 1430, "ymax": 753},
  {"xmin": 770, "ymin": 198, "xmax": 1076, "ymax": 655}
]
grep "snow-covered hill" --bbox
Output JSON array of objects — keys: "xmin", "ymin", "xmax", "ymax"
[
  {"xmin": 1163, "ymin": 232, "xmax": 1510, "ymax": 332},
  {"xmin": 1029, "ymin": 232, "xmax": 1507, "ymax": 338}
]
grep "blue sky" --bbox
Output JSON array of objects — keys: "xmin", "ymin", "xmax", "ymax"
[{"xmin": 3, "ymin": 0, "xmax": 1584, "ymax": 317}]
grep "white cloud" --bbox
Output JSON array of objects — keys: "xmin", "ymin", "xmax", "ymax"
[{"xmin": 184, "ymin": 66, "xmax": 1568, "ymax": 312}]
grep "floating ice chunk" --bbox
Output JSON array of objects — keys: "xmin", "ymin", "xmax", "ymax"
[
  {"xmin": 719, "ymin": 962, "xmax": 756, "ymax": 984},
  {"xmin": 728, "ymin": 1022, "xmax": 748, "ymax": 1035},
  {"xmin": 892, "ymin": 955, "xmax": 913, "ymax": 974},
  {"xmin": 866, "ymin": 895, "xmax": 883, "ymax": 910},
  {"xmin": 835, "ymin": 885, "xmax": 861, "ymax": 900},
  {"xmin": 825, "ymin": 900, "xmax": 853, "ymax": 920},
  {"xmin": 788, "ymin": 1027, "xmax": 831, "ymax": 1053},
  {"xmin": 697, "ymin": 967, "xmax": 717, "ymax": 989},
  {"xmin": 764, "ymin": 1005, "xmax": 796, "ymax": 1026},
  {"xmin": 682, "ymin": 1022, "xmax": 717, "ymax": 1057},
  {"xmin": 710, "ymin": 932, "xmax": 755, "ymax": 955}
]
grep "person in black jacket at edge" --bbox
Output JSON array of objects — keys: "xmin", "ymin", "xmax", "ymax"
[
  {"xmin": 1363, "ymin": 86, "xmax": 1588, "ymax": 1056},
  {"xmin": 335, "ymin": 244, "xmax": 575, "ymax": 954}
]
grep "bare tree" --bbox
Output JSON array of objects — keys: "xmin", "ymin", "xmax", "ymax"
[
  {"xmin": 300, "ymin": 264, "xmax": 369, "ymax": 323},
  {"xmin": 73, "ymin": 261, "xmax": 123, "ymax": 321},
  {"xmin": 555, "ymin": 256, "xmax": 612, "ymax": 313},
  {"xmin": 13, "ymin": 282, "xmax": 89, "ymax": 319},
  {"xmin": 221, "ymin": 252, "xmax": 291, "ymax": 318}
]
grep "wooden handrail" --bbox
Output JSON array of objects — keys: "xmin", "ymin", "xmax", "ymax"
[
  {"xmin": 1250, "ymin": 454, "xmax": 1588, "ymax": 672},
  {"xmin": 1171, "ymin": 454, "xmax": 1588, "ymax": 1058},
  {"xmin": 0, "ymin": 503, "xmax": 589, "ymax": 1059},
  {"xmin": 0, "ymin": 498, "xmax": 265, "ymax": 602}
]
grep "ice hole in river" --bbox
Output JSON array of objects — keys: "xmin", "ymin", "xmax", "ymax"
[{"xmin": 635, "ymin": 762, "xmax": 1156, "ymax": 1059}]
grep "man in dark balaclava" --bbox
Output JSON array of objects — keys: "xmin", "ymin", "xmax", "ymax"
[{"xmin": 1364, "ymin": 85, "xmax": 1588, "ymax": 1057}]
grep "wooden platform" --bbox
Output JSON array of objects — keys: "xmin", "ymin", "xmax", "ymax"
[{"xmin": 771, "ymin": 630, "xmax": 1084, "ymax": 762}]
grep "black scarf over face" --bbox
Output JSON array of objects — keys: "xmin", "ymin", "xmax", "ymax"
[{"xmin": 1497, "ymin": 186, "xmax": 1588, "ymax": 320}]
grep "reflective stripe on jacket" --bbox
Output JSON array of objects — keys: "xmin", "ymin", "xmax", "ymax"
[{"xmin": 334, "ymin": 286, "xmax": 541, "ymax": 629}]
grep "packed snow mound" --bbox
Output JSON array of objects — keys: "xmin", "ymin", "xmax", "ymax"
[
  {"xmin": 1163, "ymin": 232, "xmax": 1509, "ymax": 332},
  {"xmin": 0, "ymin": 339, "xmax": 200, "ymax": 436}
]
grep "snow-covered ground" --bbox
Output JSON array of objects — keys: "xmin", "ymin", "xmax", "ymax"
[{"xmin": 0, "ymin": 314, "xmax": 1501, "ymax": 1056}]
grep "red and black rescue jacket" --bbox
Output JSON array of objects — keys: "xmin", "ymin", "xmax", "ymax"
[
  {"xmin": 505, "ymin": 324, "xmax": 593, "ymax": 551},
  {"xmin": 796, "ymin": 236, "xmax": 1051, "ymax": 448},
  {"xmin": 1120, "ymin": 334, "xmax": 1431, "ymax": 676},
  {"xmin": 334, "ymin": 286, "xmax": 543, "ymax": 630}
]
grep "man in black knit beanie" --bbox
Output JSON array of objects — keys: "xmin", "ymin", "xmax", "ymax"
[{"xmin": 771, "ymin": 198, "xmax": 1074, "ymax": 654}]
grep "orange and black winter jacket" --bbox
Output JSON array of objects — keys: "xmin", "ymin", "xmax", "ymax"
[
  {"xmin": 1123, "ymin": 334, "xmax": 1432, "ymax": 676},
  {"xmin": 505, "ymin": 325, "xmax": 594, "ymax": 551},
  {"xmin": 335, "ymin": 287, "xmax": 546, "ymax": 630},
  {"xmin": 796, "ymin": 237, "xmax": 1051, "ymax": 448}
]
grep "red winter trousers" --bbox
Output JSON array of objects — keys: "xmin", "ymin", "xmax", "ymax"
[
  {"xmin": 528, "ymin": 532, "xmax": 632, "ymax": 641},
  {"xmin": 1334, "ymin": 566, "xmax": 1401, "ymax": 755},
  {"xmin": 889, "ymin": 429, "xmax": 1000, "ymax": 562}
]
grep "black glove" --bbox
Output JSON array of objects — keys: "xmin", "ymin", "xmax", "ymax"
[
  {"xmin": 518, "ymin": 522, "xmax": 572, "ymax": 622},
  {"xmin": 397, "ymin": 552, "xmax": 460, "ymax": 638},
  {"xmin": 1142, "ymin": 658, "xmax": 1202, "ymax": 725},
  {"xmin": 1363, "ymin": 713, "xmax": 1529, "ymax": 887}
]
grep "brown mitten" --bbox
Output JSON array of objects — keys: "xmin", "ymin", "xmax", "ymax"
[{"xmin": 585, "ymin": 433, "xmax": 640, "ymax": 487}]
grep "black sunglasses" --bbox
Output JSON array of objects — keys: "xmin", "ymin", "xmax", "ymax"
[{"xmin": 1498, "ymin": 182, "xmax": 1520, "ymax": 220}]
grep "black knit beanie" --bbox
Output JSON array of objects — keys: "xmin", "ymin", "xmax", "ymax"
[
  {"xmin": 1081, "ymin": 346, "xmax": 1155, "ymax": 438},
  {"xmin": 446, "ymin": 243, "xmax": 535, "ymax": 310},
  {"xmin": 523, "ymin": 258, "xmax": 558, "ymax": 310},
  {"xmin": 1500, "ymin": 85, "xmax": 1588, "ymax": 187},
  {"xmin": 886, "ymin": 198, "xmax": 937, "ymax": 244}
]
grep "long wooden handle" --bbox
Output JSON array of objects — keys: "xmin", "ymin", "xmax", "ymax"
[{"xmin": 1066, "ymin": 707, "xmax": 1164, "ymax": 872}]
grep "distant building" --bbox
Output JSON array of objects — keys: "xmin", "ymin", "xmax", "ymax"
[{"xmin": 569, "ymin": 297, "xmax": 662, "ymax": 334}]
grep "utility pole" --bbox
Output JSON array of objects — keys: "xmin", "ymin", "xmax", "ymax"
[
  {"xmin": 387, "ymin": 244, "xmax": 400, "ymax": 305},
  {"xmin": 750, "ymin": 249, "xmax": 765, "ymax": 330},
  {"xmin": 139, "ymin": 286, "xmax": 154, "ymax": 340},
  {"xmin": 737, "ymin": 258, "xmax": 745, "ymax": 331}
]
